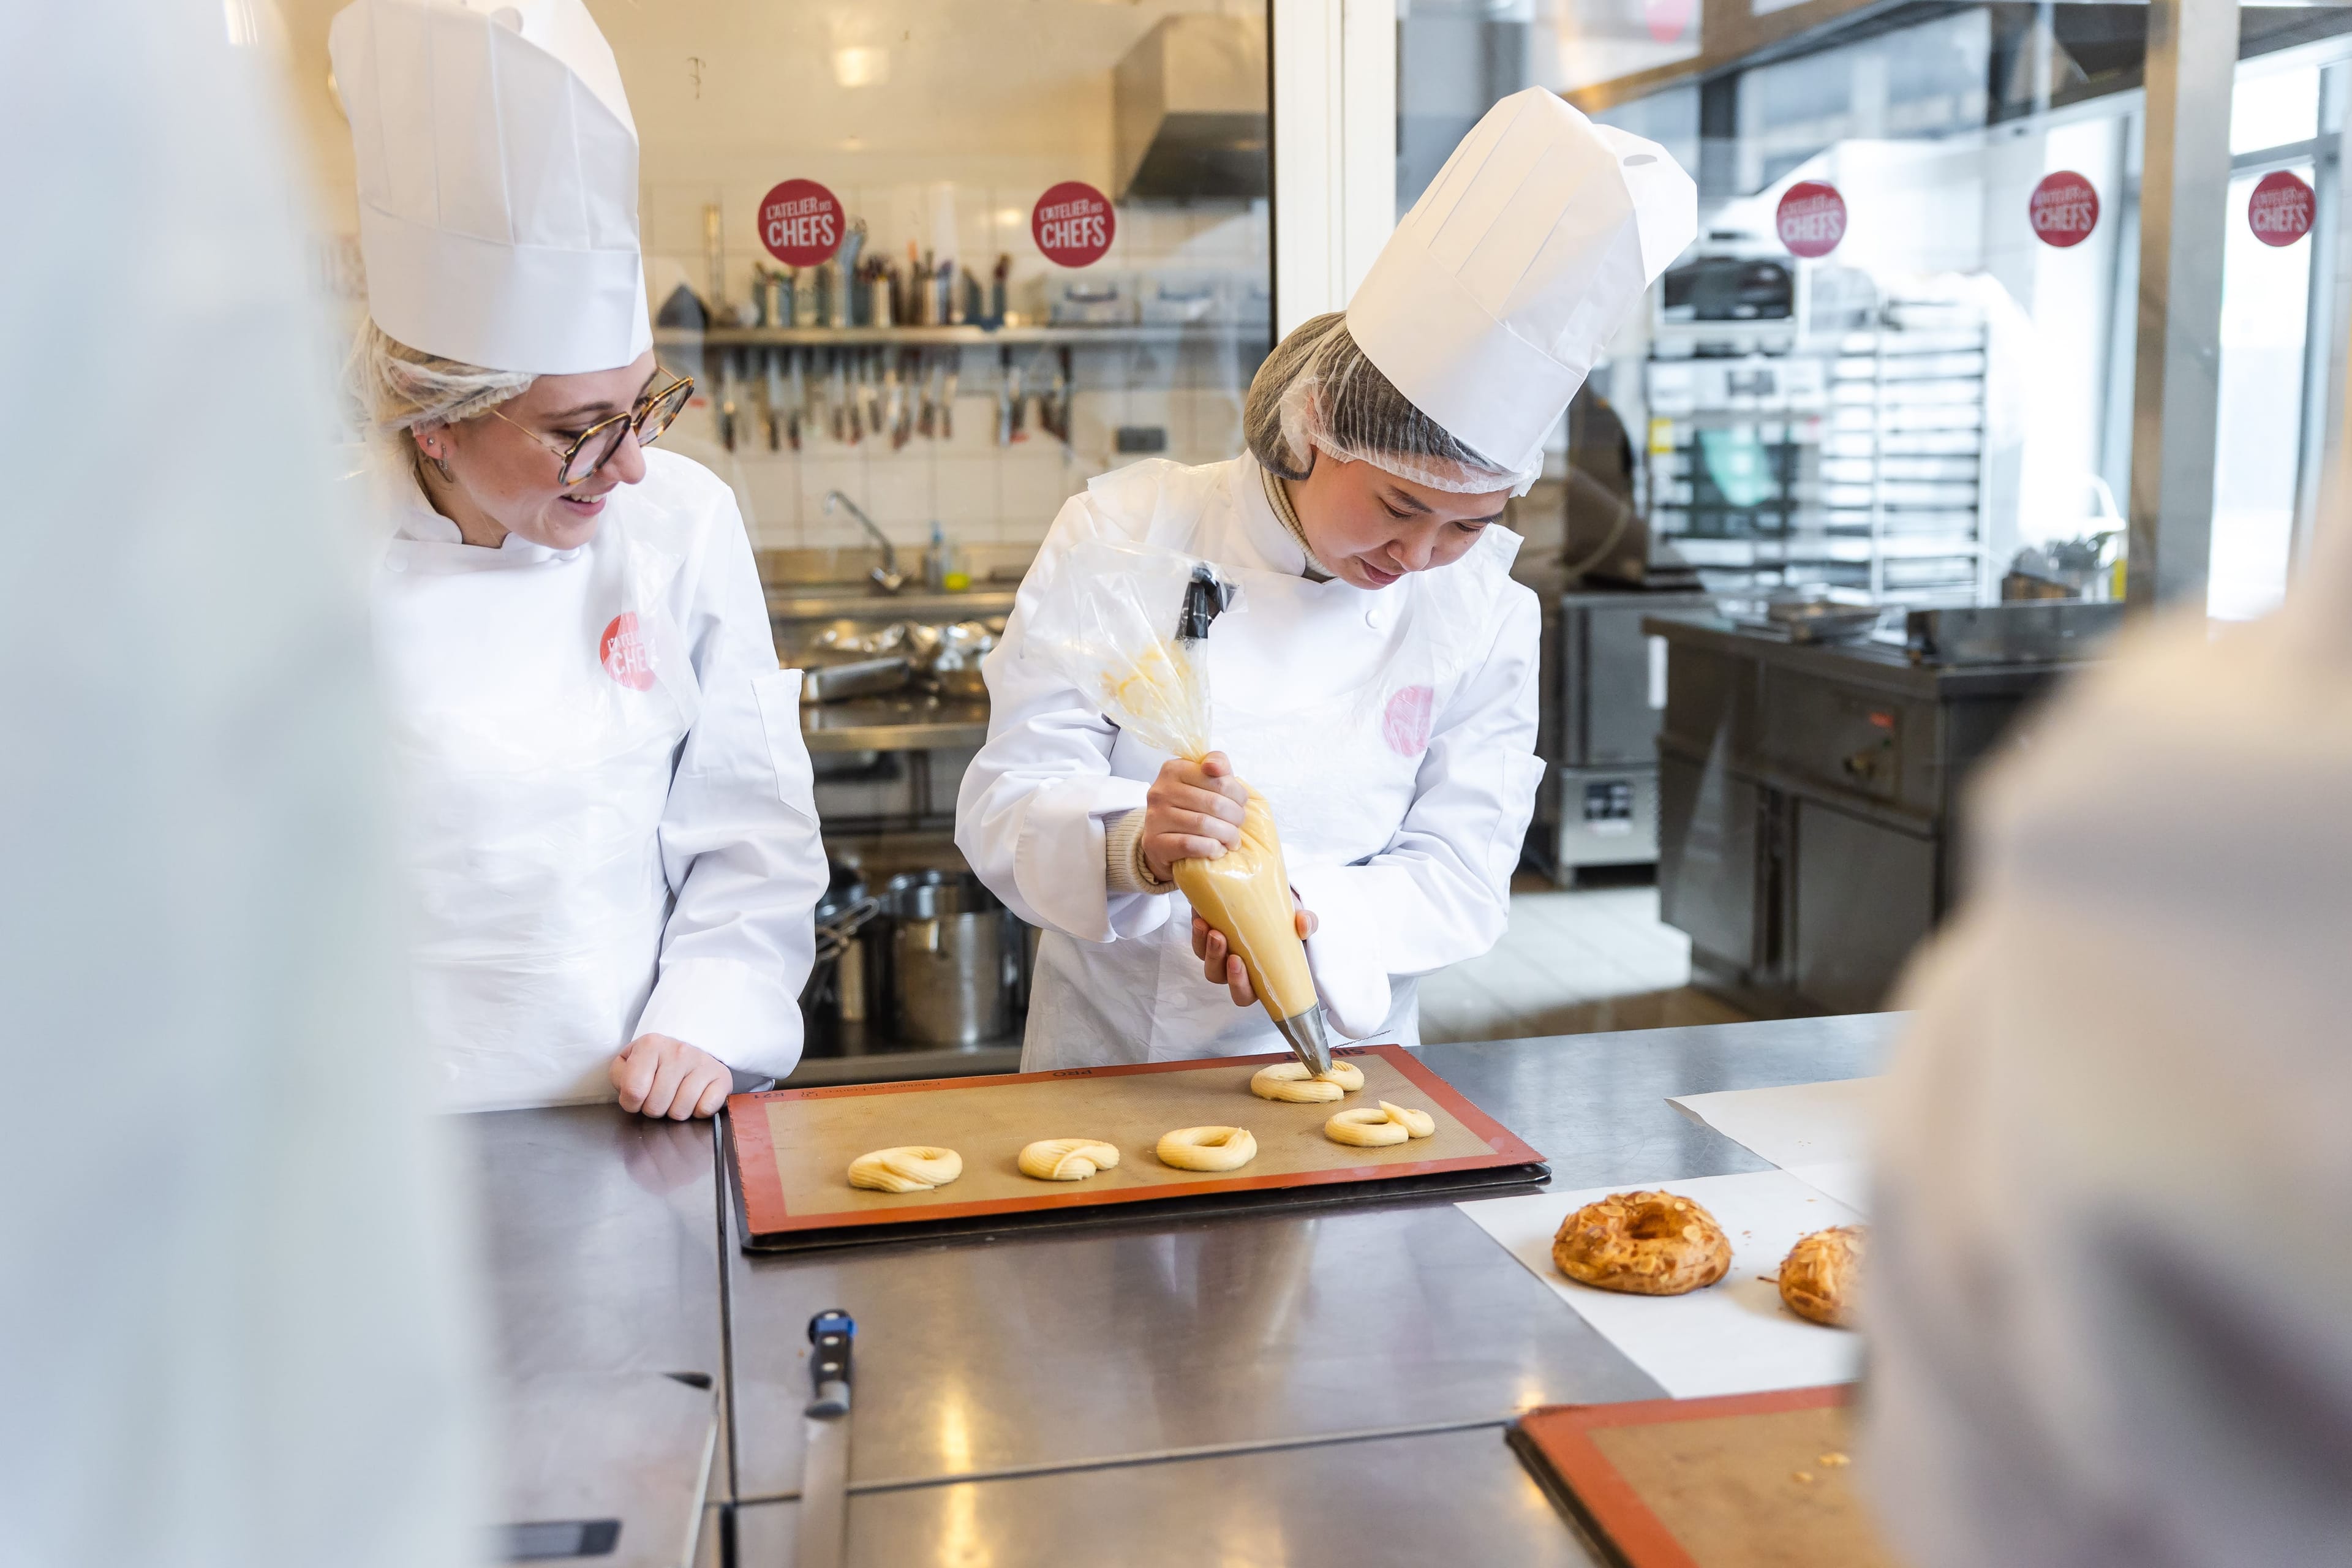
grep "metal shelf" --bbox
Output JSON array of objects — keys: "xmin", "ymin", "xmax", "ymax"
[
  {"xmin": 799, "ymin": 695, "xmax": 991, "ymax": 755},
  {"xmin": 767, "ymin": 586, "xmax": 1017, "ymax": 622},
  {"xmin": 658, "ymin": 323, "xmax": 1263, "ymax": 350}
]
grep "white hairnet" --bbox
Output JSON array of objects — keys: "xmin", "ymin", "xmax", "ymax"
[{"xmin": 1242, "ymin": 313, "xmax": 1537, "ymax": 497}]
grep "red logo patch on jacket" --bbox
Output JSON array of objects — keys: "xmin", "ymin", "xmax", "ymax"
[
  {"xmin": 600, "ymin": 612, "xmax": 656, "ymax": 691},
  {"xmin": 1382, "ymin": 684, "xmax": 1434, "ymax": 756}
]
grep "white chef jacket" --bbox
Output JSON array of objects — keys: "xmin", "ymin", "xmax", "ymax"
[
  {"xmin": 1862, "ymin": 572, "xmax": 2352, "ymax": 1566},
  {"xmin": 956, "ymin": 454, "xmax": 1544, "ymax": 1069},
  {"xmin": 373, "ymin": 448, "xmax": 823, "ymax": 1110}
]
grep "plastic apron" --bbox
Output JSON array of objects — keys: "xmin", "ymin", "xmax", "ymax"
[
  {"xmin": 1020, "ymin": 558, "xmax": 1469, "ymax": 1070},
  {"xmin": 374, "ymin": 516, "xmax": 701, "ymax": 1110}
]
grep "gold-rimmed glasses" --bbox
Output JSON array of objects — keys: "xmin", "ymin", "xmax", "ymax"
[{"xmin": 492, "ymin": 374, "xmax": 696, "ymax": 486}]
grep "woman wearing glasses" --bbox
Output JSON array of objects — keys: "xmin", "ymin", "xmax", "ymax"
[{"xmin": 336, "ymin": 0, "xmax": 823, "ymax": 1117}]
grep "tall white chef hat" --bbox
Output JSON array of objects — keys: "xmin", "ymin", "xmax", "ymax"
[
  {"xmin": 1343, "ymin": 88, "xmax": 1696, "ymax": 488},
  {"xmin": 330, "ymin": 0, "xmax": 652, "ymax": 375}
]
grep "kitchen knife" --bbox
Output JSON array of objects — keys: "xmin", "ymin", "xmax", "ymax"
[{"xmin": 794, "ymin": 1311, "xmax": 856, "ymax": 1568}]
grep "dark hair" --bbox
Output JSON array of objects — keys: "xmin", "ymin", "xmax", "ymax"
[{"xmin": 1240, "ymin": 312, "xmax": 1502, "ymax": 481}]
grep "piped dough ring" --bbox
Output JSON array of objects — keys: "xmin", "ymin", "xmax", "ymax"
[
  {"xmin": 1017, "ymin": 1138, "xmax": 1122, "ymax": 1182},
  {"xmin": 1249, "ymin": 1060, "xmax": 1366, "ymax": 1102},
  {"xmin": 847, "ymin": 1145, "xmax": 963, "ymax": 1193},
  {"xmin": 1551, "ymin": 1191, "xmax": 1731, "ymax": 1297},
  {"xmin": 1322, "ymin": 1101, "xmax": 1437, "ymax": 1147},
  {"xmin": 1156, "ymin": 1126, "xmax": 1258, "ymax": 1172},
  {"xmin": 1778, "ymin": 1224, "xmax": 1866, "ymax": 1327}
]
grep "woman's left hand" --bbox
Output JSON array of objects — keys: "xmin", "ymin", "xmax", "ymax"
[
  {"xmin": 611, "ymin": 1033, "xmax": 733, "ymax": 1119},
  {"xmin": 1191, "ymin": 899, "xmax": 1318, "ymax": 1008}
]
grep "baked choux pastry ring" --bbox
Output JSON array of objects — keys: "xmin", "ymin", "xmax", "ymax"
[
  {"xmin": 1551, "ymin": 1191, "xmax": 1731, "ymax": 1296},
  {"xmin": 1323, "ymin": 1101, "xmax": 1437, "ymax": 1147},
  {"xmin": 847, "ymin": 1146, "xmax": 962, "ymax": 1193}
]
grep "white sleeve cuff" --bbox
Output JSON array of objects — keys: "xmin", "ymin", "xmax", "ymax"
[
  {"xmin": 636, "ymin": 956, "xmax": 805, "ymax": 1079},
  {"xmin": 1015, "ymin": 775, "xmax": 1160, "ymax": 941},
  {"xmin": 1289, "ymin": 864, "xmax": 1395, "ymax": 1041}
]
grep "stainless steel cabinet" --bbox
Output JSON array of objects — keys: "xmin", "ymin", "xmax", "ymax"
[{"xmin": 1649, "ymin": 616, "xmax": 2080, "ymax": 1017}]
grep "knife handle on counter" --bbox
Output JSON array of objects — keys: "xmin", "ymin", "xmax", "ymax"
[{"xmin": 807, "ymin": 1310, "xmax": 855, "ymax": 1417}]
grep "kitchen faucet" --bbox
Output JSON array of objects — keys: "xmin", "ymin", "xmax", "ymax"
[{"xmin": 825, "ymin": 491, "xmax": 905, "ymax": 594}]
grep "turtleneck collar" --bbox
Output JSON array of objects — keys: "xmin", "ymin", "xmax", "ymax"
[{"xmin": 1257, "ymin": 461, "xmax": 1334, "ymax": 582}]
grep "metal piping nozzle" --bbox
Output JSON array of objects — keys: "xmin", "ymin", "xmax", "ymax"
[{"xmin": 1272, "ymin": 1004, "xmax": 1333, "ymax": 1076}]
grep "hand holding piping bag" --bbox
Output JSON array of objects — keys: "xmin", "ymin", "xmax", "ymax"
[
  {"xmin": 1143, "ymin": 751, "xmax": 1322, "ymax": 1008},
  {"xmin": 1023, "ymin": 545, "xmax": 1336, "ymax": 1067}
]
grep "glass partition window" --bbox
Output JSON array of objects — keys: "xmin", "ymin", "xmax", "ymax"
[
  {"xmin": 2211, "ymin": 58, "xmax": 2343, "ymax": 620},
  {"xmin": 1401, "ymin": 1, "xmax": 2352, "ymax": 612}
]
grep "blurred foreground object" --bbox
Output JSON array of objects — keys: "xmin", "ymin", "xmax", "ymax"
[
  {"xmin": 1865, "ymin": 521, "xmax": 2352, "ymax": 1563},
  {"xmin": 0, "ymin": 7, "xmax": 482, "ymax": 1567}
]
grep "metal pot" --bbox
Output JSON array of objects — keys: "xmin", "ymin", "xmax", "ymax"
[
  {"xmin": 881, "ymin": 871, "xmax": 1020, "ymax": 1047},
  {"xmin": 800, "ymin": 862, "xmax": 881, "ymax": 1056}
]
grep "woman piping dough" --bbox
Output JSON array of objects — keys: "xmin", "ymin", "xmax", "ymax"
[
  {"xmin": 332, "ymin": 0, "xmax": 824, "ymax": 1115},
  {"xmin": 956, "ymin": 90, "xmax": 1695, "ymax": 1069}
]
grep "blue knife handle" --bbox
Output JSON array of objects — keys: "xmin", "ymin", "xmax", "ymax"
[{"xmin": 807, "ymin": 1310, "xmax": 855, "ymax": 1416}]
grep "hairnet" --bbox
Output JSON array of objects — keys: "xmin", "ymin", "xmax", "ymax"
[
  {"xmin": 349, "ymin": 317, "xmax": 534, "ymax": 453},
  {"xmin": 1242, "ymin": 313, "xmax": 1536, "ymax": 497}
]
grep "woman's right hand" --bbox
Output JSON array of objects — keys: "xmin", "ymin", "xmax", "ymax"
[{"xmin": 1140, "ymin": 751, "xmax": 1249, "ymax": 884}]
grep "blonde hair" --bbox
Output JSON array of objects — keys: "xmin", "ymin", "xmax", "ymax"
[{"xmin": 347, "ymin": 318, "xmax": 534, "ymax": 454}]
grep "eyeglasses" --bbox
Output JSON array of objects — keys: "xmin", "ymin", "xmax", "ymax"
[{"xmin": 491, "ymin": 374, "xmax": 696, "ymax": 487}]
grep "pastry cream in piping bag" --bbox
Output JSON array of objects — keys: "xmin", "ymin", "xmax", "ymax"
[{"xmin": 1077, "ymin": 559, "xmax": 1332, "ymax": 1068}]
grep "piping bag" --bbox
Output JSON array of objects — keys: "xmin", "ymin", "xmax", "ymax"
[{"xmin": 1028, "ymin": 541, "xmax": 1335, "ymax": 1074}]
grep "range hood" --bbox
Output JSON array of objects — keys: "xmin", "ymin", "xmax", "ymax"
[{"xmin": 1113, "ymin": 13, "xmax": 1269, "ymax": 202}]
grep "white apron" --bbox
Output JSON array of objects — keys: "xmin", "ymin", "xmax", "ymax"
[
  {"xmin": 1020, "ymin": 555, "xmax": 1480, "ymax": 1070},
  {"xmin": 375, "ymin": 516, "xmax": 701, "ymax": 1110}
]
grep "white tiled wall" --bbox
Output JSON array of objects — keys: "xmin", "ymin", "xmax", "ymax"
[{"xmin": 658, "ymin": 328, "xmax": 1272, "ymax": 551}]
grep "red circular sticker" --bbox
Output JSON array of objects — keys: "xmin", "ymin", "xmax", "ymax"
[
  {"xmin": 756, "ymin": 179, "xmax": 843, "ymax": 266},
  {"xmin": 2250, "ymin": 170, "xmax": 2314, "ymax": 247},
  {"xmin": 2028, "ymin": 170, "xmax": 2100, "ymax": 248},
  {"xmin": 1032, "ymin": 181, "xmax": 1115, "ymax": 268},
  {"xmin": 1776, "ymin": 181, "xmax": 1847, "ymax": 259},
  {"xmin": 600, "ymin": 612, "xmax": 655, "ymax": 692},
  {"xmin": 1382, "ymin": 685, "xmax": 1435, "ymax": 757}
]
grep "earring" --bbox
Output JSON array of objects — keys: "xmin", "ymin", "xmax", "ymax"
[{"xmin": 422, "ymin": 442, "xmax": 454, "ymax": 483}]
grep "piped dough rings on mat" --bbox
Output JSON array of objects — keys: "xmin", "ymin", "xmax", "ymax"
[
  {"xmin": 847, "ymin": 1146, "xmax": 963, "ymax": 1193},
  {"xmin": 1156, "ymin": 1126, "xmax": 1259, "ymax": 1172},
  {"xmin": 1779, "ymin": 1224, "xmax": 1866, "ymax": 1326},
  {"xmin": 1249, "ymin": 1060, "xmax": 1366, "ymax": 1103},
  {"xmin": 1551, "ymin": 1191, "xmax": 1732, "ymax": 1296},
  {"xmin": 1323, "ymin": 1102, "xmax": 1437, "ymax": 1147},
  {"xmin": 1017, "ymin": 1138, "xmax": 1122, "ymax": 1182}
]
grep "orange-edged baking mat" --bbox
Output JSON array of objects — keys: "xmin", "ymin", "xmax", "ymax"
[
  {"xmin": 726, "ymin": 1044, "xmax": 1546, "ymax": 1252},
  {"xmin": 1507, "ymin": 1387, "xmax": 1909, "ymax": 1568}
]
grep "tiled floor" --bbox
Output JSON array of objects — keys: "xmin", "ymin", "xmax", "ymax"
[{"xmin": 1416, "ymin": 871, "xmax": 1749, "ymax": 1044}]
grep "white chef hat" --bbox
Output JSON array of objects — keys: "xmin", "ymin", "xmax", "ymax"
[
  {"xmin": 330, "ymin": 0, "xmax": 652, "ymax": 375},
  {"xmin": 1345, "ymin": 88, "xmax": 1696, "ymax": 486}
]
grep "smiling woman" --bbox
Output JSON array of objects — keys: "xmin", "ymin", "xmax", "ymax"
[{"xmin": 333, "ymin": 0, "xmax": 826, "ymax": 1117}]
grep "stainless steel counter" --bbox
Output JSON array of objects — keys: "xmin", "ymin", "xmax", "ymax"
[
  {"xmin": 723, "ymin": 1012, "xmax": 1898, "ymax": 1512},
  {"xmin": 464, "ymin": 1107, "xmax": 732, "ymax": 1566},
  {"xmin": 473, "ymin": 1012, "xmax": 1898, "ymax": 1564},
  {"xmin": 728, "ymin": 1421, "xmax": 1602, "ymax": 1566}
]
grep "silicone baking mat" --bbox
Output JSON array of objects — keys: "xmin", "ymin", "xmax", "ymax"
[
  {"xmin": 728, "ymin": 1044, "xmax": 1547, "ymax": 1251},
  {"xmin": 1509, "ymin": 1388, "xmax": 1909, "ymax": 1568}
]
